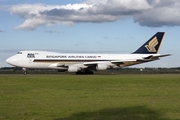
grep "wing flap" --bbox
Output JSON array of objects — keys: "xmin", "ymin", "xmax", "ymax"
[
  {"xmin": 49, "ymin": 63, "xmax": 68, "ymax": 68},
  {"xmin": 83, "ymin": 62, "xmax": 108, "ymax": 66},
  {"xmin": 111, "ymin": 59, "xmax": 137, "ymax": 65},
  {"xmin": 83, "ymin": 59, "xmax": 136, "ymax": 66}
]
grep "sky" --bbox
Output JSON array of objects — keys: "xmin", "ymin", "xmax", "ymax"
[{"xmin": 0, "ymin": 0, "xmax": 180, "ymax": 68}]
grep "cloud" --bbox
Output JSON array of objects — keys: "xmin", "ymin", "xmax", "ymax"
[
  {"xmin": 3, "ymin": 0, "xmax": 180, "ymax": 30},
  {"xmin": 0, "ymin": 5, "xmax": 10, "ymax": 11},
  {"xmin": 134, "ymin": 0, "xmax": 180, "ymax": 27},
  {"xmin": 103, "ymin": 36, "xmax": 108, "ymax": 39},
  {"xmin": 14, "ymin": 18, "xmax": 47, "ymax": 31},
  {"xmin": 0, "ymin": 29, "xmax": 6, "ymax": 32},
  {"xmin": 83, "ymin": 0, "xmax": 108, "ymax": 5},
  {"xmin": 128, "ymin": 36, "xmax": 134, "ymax": 39},
  {"xmin": 75, "ymin": 44, "xmax": 79, "ymax": 46},
  {"xmin": 45, "ymin": 30, "xmax": 61, "ymax": 33}
]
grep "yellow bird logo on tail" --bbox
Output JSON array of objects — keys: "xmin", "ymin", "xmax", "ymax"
[{"xmin": 145, "ymin": 37, "xmax": 158, "ymax": 52}]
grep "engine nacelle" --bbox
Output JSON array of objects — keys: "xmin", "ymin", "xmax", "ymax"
[
  {"xmin": 96, "ymin": 64, "xmax": 108, "ymax": 71},
  {"xmin": 68, "ymin": 66, "xmax": 79, "ymax": 72}
]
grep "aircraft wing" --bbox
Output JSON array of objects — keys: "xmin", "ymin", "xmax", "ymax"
[
  {"xmin": 48, "ymin": 63, "xmax": 68, "ymax": 68},
  {"xmin": 83, "ymin": 59, "xmax": 138, "ymax": 67},
  {"xmin": 83, "ymin": 59, "xmax": 135, "ymax": 66},
  {"xmin": 48, "ymin": 54, "xmax": 172, "ymax": 69},
  {"xmin": 111, "ymin": 59, "xmax": 137, "ymax": 64}
]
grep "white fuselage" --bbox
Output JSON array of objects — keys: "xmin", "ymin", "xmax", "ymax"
[
  {"xmin": 6, "ymin": 32, "xmax": 171, "ymax": 74},
  {"xmin": 6, "ymin": 51, "xmax": 158, "ymax": 71}
]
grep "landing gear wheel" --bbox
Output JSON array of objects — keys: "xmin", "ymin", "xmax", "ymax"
[
  {"xmin": 22, "ymin": 68, "xmax": 27, "ymax": 75},
  {"xmin": 23, "ymin": 71, "xmax": 27, "ymax": 75},
  {"xmin": 76, "ymin": 71, "xmax": 84, "ymax": 75},
  {"xmin": 87, "ymin": 71, "xmax": 93, "ymax": 74},
  {"xmin": 76, "ymin": 71, "xmax": 94, "ymax": 75}
]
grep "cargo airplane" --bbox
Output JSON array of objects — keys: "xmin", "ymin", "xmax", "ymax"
[{"xmin": 6, "ymin": 32, "xmax": 171, "ymax": 74}]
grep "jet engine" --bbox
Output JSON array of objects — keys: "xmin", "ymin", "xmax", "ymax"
[
  {"xmin": 68, "ymin": 66, "xmax": 80, "ymax": 72},
  {"xmin": 96, "ymin": 64, "xmax": 108, "ymax": 71}
]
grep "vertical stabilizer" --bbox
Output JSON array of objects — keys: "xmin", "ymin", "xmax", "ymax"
[{"xmin": 133, "ymin": 32, "xmax": 165, "ymax": 54}]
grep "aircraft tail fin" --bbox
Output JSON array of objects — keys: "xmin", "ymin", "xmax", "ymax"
[{"xmin": 133, "ymin": 32, "xmax": 165, "ymax": 54}]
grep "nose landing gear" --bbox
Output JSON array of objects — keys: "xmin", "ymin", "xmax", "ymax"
[{"xmin": 22, "ymin": 68, "xmax": 27, "ymax": 75}]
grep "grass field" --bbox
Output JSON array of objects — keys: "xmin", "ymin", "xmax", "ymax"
[{"xmin": 0, "ymin": 75, "xmax": 180, "ymax": 120}]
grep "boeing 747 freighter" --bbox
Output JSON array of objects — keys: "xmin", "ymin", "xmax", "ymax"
[{"xmin": 6, "ymin": 32, "xmax": 171, "ymax": 74}]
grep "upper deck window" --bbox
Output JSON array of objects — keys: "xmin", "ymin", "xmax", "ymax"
[{"xmin": 17, "ymin": 52, "xmax": 22, "ymax": 54}]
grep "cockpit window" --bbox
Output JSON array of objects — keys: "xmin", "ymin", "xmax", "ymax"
[{"xmin": 17, "ymin": 52, "xmax": 22, "ymax": 54}]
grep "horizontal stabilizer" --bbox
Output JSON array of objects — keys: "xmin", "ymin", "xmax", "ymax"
[
  {"xmin": 138, "ymin": 54, "xmax": 172, "ymax": 61},
  {"xmin": 150, "ymin": 54, "xmax": 172, "ymax": 59}
]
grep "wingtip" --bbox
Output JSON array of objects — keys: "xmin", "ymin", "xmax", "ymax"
[{"xmin": 168, "ymin": 54, "xmax": 173, "ymax": 56}]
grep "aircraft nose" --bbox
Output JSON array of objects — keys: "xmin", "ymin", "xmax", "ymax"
[
  {"xmin": 6, "ymin": 58, "xmax": 10, "ymax": 64},
  {"xmin": 6, "ymin": 56, "xmax": 18, "ymax": 66}
]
